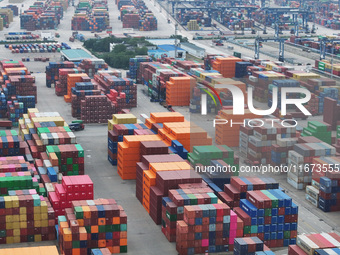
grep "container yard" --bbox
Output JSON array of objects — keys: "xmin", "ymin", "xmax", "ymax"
[
  {"xmin": 116, "ymin": 0, "xmax": 157, "ymax": 31},
  {"xmin": 0, "ymin": 0, "xmax": 338, "ymax": 254}
]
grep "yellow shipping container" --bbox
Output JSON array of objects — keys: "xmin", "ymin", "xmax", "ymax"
[
  {"xmin": 112, "ymin": 113, "xmax": 137, "ymax": 124},
  {"xmin": 0, "ymin": 246, "xmax": 59, "ymax": 255}
]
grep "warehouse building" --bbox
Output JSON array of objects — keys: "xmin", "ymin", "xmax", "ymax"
[
  {"xmin": 147, "ymin": 49, "xmax": 169, "ymax": 59},
  {"xmin": 180, "ymin": 42, "xmax": 205, "ymax": 58},
  {"xmin": 158, "ymin": 44, "xmax": 186, "ymax": 60},
  {"xmin": 61, "ymin": 49, "xmax": 93, "ymax": 62}
]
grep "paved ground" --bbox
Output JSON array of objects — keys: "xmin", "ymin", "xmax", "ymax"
[{"xmin": 0, "ymin": 0, "xmax": 339, "ymax": 254}]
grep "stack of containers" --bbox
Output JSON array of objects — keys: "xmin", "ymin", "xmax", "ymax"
[
  {"xmin": 0, "ymin": 8, "xmax": 13, "ymax": 28},
  {"xmin": 318, "ymin": 87, "xmax": 339, "ymax": 114},
  {"xmin": 45, "ymin": 61, "xmax": 75, "ymax": 88},
  {"xmin": 0, "ymin": 193, "xmax": 55, "ymax": 243},
  {"xmin": 7, "ymin": 96, "xmax": 36, "ymax": 127},
  {"xmin": 64, "ymin": 73, "xmax": 89, "ymax": 103},
  {"xmin": 78, "ymin": 59, "xmax": 109, "ymax": 77},
  {"xmin": 0, "ymin": 171, "xmax": 39, "ymax": 195},
  {"xmin": 288, "ymin": 233, "xmax": 340, "ymax": 255},
  {"xmin": 56, "ymin": 68, "xmax": 84, "ymax": 96},
  {"xmin": 122, "ymin": 13, "xmax": 139, "ymax": 28},
  {"xmin": 162, "ymin": 184, "xmax": 219, "ymax": 242},
  {"xmin": 247, "ymin": 72, "xmax": 286, "ymax": 103},
  {"xmin": 0, "ymin": 130, "xmax": 28, "ymax": 156},
  {"xmin": 58, "ymin": 199, "xmax": 127, "ymax": 254},
  {"xmin": 0, "ymin": 60, "xmax": 37, "ymax": 103},
  {"xmin": 316, "ymin": 59, "xmax": 340, "ymax": 77},
  {"xmin": 6, "ymin": 5, "xmax": 19, "ymax": 16},
  {"xmin": 220, "ymin": 176, "xmax": 279, "ymax": 208},
  {"xmin": 18, "ymin": 109, "xmax": 73, "ymax": 158},
  {"xmin": 238, "ymin": 119, "xmax": 297, "ymax": 165},
  {"xmin": 234, "ymin": 237, "xmax": 267, "ymax": 255},
  {"xmin": 188, "ymin": 145, "xmax": 237, "ymax": 167},
  {"xmin": 20, "ymin": 0, "xmax": 67, "ymax": 30},
  {"xmin": 190, "ymin": 69, "xmax": 246, "ymax": 114},
  {"xmin": 287, "ymin": 142, "xmax": 336, "ymax": 190},
  {"xmin": 268, "ymin": 80, "xmax": 301, "ymax": 110},
  {"xmin": 212, "ymin": 57, "xmax": 242, "ymax": 78},
  {"xmin": 171, "ymin": 59, "xmax": 204, "ymax": 72},
  {"xmin": 129, "ymin": 56, "xmax": 152, "ymax": 80},
  {"xmin": 140, "ymin": 153, "xmax": 190, "ymax": 212},
  {"xmin": 116, "ymin": 112, "xmax": 212, "ymax": 180},
  {"xmin": 176, "ymin": 202, "xmax": 235, "ymax": 254},
  {"xmin": 80, "ymin": 95, "xmax": 116, "ymax": 123},
  {"xmin": 5, "ymin": 74, "xmax": 37, "ymax": 102},
  {"xmin": 0, "ymin": 156, "xmax": 34, "ymax": 173},
  {"xmin": 108, "ymin": 113, "xmax": 150, "ymax": 165},
  {"xmin": 106, "ymin": 89, "xmax": 130, "ymax": 113},
  {"xmin": 48, "ymin": 175, "xmax": 94, "ymax": 222},
  {"xmin": 137, "ymin": 155, "xmax": 202, "ymax": 225},
  {"xmin": 35, "ymin": 125, "xmax": 76, "ymax": 146},
  {"xmin": 323, "ymin": 97, "xmax": 340, "ymax": 130},
  {"xmin": 118, "ymin": 0, "xmax": 157, "ymax": 31},
  {"xmin": 301, "ymin": 121, "xmax": 332, "ymax": 144},
  {"xmin": 0, "ymin": 93, "xmax": 6, "ymax": 118},
  {"xmin": 204, "ymin": 54, "xmax": 227, "ymax": 70},
  {"xmin": 187, "ymin": 20, "xmax": 199, "ymax": 30},
  {"xmin": 94, "ymin": 72, "xmax": 137, "ymax": 108},
  {"xmin": 139, "ymin": 15, "xmax": 157, "ymax": 31},
  {"xmin": 166, "ymin": 76, "xmax": 195, "ymax": 106},
  {"xmin": 71, "ymin": 0, "xmax": 109, "ymax": 32},
  {"xmin": 117, "ymin": 134, "xmax": 162, "ymax": 180},
  {"xmin": 311, "ymin": 157, "xmax": 340, "ymax": 212},
  {"xmin": 188, "ymin": 145, "xmax": 239, "ymax": 189},
  {"xmin": 235, "ymin": 62, "xmax": 253, "ymax": 78},
  {"xmin": 71, "ymin": 81, "xmax": 101, "ymax": 118},
  {"xmin": 215, "ymin": 109, "xmax": 258, "ymax": 147},
  {"xmin": 46, "ymin": 144, "xmax": 85, "ymax": 176},
  {"xmin": 236, "ymin": 189, "xmax": 299, "ymax": 248},
  {"xmin": 141, "ymin": 63, "xmax": 185, "ymax": 100},
  {"xmin": 145, "ymin": 112, "xmax": 212, "ymax": 151}
]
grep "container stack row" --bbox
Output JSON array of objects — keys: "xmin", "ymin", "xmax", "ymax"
[
  {"xmin": 306, "ymin": 157, "xmax": 340, "ymax": 212},
  {"xmin": 78, "ymin": 59, "xmax": 109, "ymax": 77},
  {"xmin": 58, "ymin": 199, "xmax": 127, "ymax": 254},
  {"xmin": 94, "ymin": 71, "xmax": 137, "ymax": 109},
  {"xmin": 71, "ymin": 81, "xmax": 101, "ymax": 118},
  {"xmin": 110, "ymin": 112, "xmax": 212, "ymax": 180},
  {"xmin": 15, "ymin": 109, "xmax": 129, "ymax": 252},
  {"xmin": 0, "ymin": 60, "xmax": 37, "ymax": 126},
  {"xmin": 46, "ymin": 61, "xmax": 76, "ymax": 89},
  {"xmin": 116, "ymin": 0, "xmax": 157, "ymax": 31},
  {"xmin": 176, "ymin": 11, "xmax": 211, "ymax": 27},
  {"xmin": 0, "ymin": 8, "xmax": 13, "ymax": 31},
  {"xmin": 20, "ymin": 0, "xmax": 68, "ymax": 30},
  {"xmin": 128, "ymin": 56, "xmax": 152, "ymax": 81},
  {"xmin": 71, "ymin": 0, "xmax": 110, "ymax": 32}
]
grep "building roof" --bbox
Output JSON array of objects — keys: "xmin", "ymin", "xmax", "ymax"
[
  {"xmin": 148, "ymin": 49, "xmax": 167, "ymax": 54},
  {"xmin": 61, "ymin": 49, "xmax": 93, "ymax": 62},
  {"xmin": 147, "ymin": 39, "xmax": 176, "ymax": 45},
  {"xmin": 180, "ymin": 42, "xmax": 205, "ymax": 52},
  {"xmin": 158, "ymin": 44, "xmax": 185, "ymax": 52}
]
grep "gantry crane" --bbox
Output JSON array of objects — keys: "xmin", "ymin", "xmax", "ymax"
[{"xmin": 255, "ymin": 37, "xmax": 286, "ymax": 62}]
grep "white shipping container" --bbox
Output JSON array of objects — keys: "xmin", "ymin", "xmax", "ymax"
[{"xmin": 297, "ymin": 235, "xmax": 319, "ymax": 255}]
